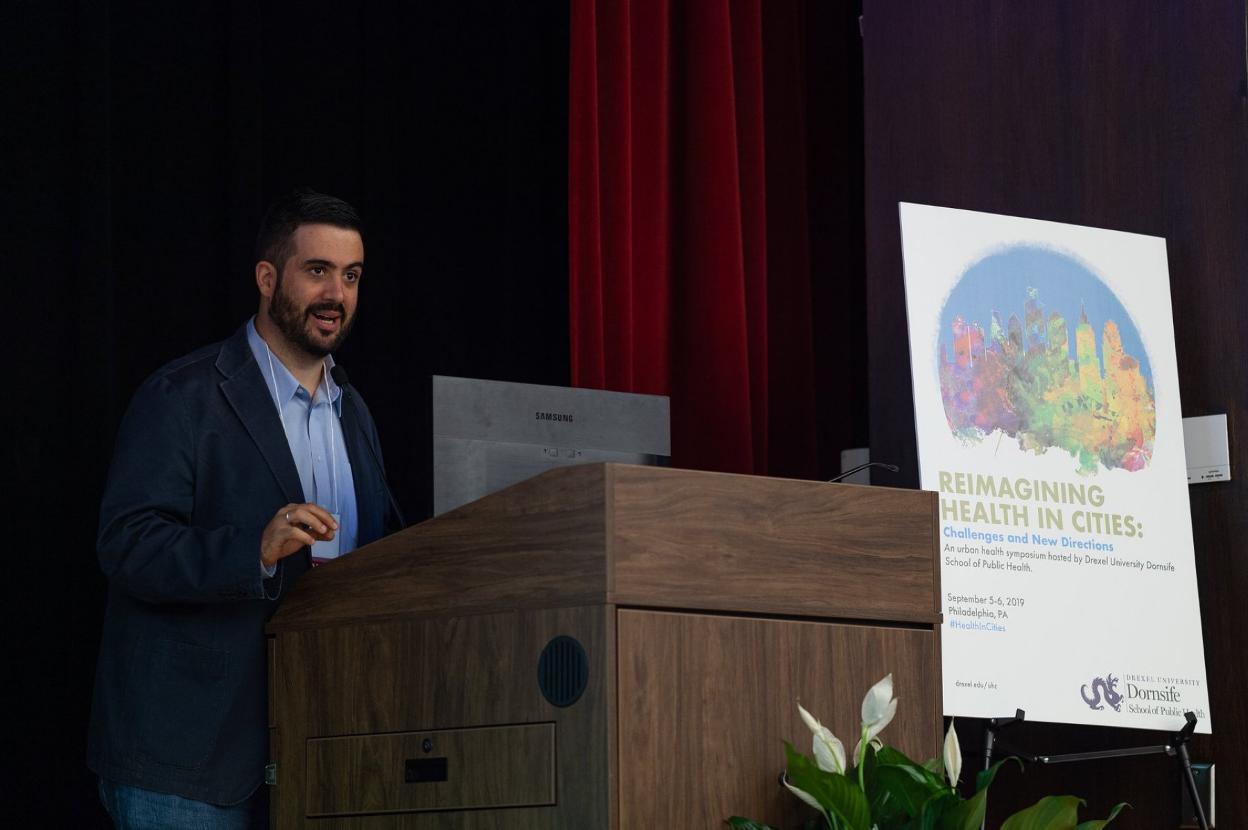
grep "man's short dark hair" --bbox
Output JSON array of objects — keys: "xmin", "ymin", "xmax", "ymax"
[{"xmin": 255, "ymin": 188, "xmax": 363, "ymax": 271}]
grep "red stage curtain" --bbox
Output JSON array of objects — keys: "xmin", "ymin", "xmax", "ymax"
[{"xmin": 569, "ymin": 0, "xmax": 821, "ymax": 477}]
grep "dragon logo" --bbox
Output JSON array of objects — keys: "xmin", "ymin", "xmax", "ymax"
[{"xmin": 1080, "ymin": 674, "xmax": 1124, "ymax": 712}]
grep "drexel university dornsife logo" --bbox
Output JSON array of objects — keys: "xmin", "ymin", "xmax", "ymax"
[{"xmin": 1080, "ymin": 673, "xmax": 1124, "ymax": 712}]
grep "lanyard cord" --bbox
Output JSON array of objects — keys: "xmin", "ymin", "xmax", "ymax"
[{"xmin": 264, "ymin": 343, "xmax": 340, "ymax": 513}]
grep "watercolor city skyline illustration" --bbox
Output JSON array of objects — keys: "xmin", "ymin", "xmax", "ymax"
[{"xmin": 937, "ymin": 245, "xmax": 1155, "ymax": 475}]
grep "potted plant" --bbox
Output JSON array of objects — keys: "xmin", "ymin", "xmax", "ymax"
[{"xmin": 728, "ymin": 675, "xmax": 1124, "ymax": 830}]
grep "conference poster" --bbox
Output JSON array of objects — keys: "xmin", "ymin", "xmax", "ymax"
[{"xmin": 899, "ymin": 203, "xmax": 1211, "ymax": 733}]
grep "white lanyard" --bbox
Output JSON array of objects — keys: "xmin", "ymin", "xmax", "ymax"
[{"xmin": 264, "ymin": 343, "xmax": 339, "ymax": 512}]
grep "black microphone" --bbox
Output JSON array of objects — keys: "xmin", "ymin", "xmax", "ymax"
[
  {"xmin": 828, "ymin": 461, "xmax": 900, "ymax": 483},
  {"xmin": 331, "ymin": 365, "xmax": 408, "ymax": 530},
  {"xmin": 329, "ymin": 364, "xmax": 351, "ymax": 388}
]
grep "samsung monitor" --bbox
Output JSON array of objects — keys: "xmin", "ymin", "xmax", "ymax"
[{"xmin": 432, "ymin": 376, "xmax": 671, "ymax": 515}]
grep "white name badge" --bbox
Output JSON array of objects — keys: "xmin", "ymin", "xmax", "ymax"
[{"xmin": 310, "ymin": 512, "xmax": 342, "ymax": 563}]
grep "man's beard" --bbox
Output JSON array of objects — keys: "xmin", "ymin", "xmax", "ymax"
[{"xmin": 268, "ymin": 274, "xmax": 354, "ymax": 357}]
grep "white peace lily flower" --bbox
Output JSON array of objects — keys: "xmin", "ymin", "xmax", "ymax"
[
  {"xmin": 798, "ymin": 703, "xmax": 847, "ymax": 774},
  {"xmin": 860, "ymin": 673, "xmax": 898, "ymax": 743},
  {"xmin": 943, "ymin": 718, "xmax": 962, "ymax": 786}
]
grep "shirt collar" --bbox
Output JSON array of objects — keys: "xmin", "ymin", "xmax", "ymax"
[{"xmin": 246, "ymin": 316, "xmax": 343, "ymax": 414}]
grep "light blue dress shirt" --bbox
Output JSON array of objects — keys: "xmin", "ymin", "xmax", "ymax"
[{"xmin": 246, "ymin": 318, "xmax": 359, "ymax": 563}]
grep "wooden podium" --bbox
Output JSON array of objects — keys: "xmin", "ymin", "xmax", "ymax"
[{"xmin": 267, "ymin": 464, "xmax": 941, "ymax": 828}]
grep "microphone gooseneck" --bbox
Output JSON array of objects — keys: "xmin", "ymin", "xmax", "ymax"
[{"xmin": 828, "ymin": 461, "xmax": 901, "ymax": 484}]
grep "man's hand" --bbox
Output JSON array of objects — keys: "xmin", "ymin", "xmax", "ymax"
[{"xmin": 260, "ymin": 503, "xmax": 338, "ymax": 569}]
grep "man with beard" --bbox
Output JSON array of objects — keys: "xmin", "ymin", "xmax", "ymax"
[{"xmin": 88, "ymin": 189, "xmax": 402, "ymax": 829}]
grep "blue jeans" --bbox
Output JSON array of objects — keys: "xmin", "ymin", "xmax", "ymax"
[{"xmin": 98, "ymin": 778, "xmax": 266, "ymax": 830}]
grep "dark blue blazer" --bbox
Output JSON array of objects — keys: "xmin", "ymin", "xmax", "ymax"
[{"xmin": 87, "ymin": 323, "xmax": 397, "ymax": 804}]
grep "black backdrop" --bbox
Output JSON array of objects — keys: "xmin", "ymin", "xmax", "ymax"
[
  {"xmin": 9, "ymin": 2, "xmax": 569, "ymax": 824},
  {"xmin": 864, "ymin": 2, "xmax": 1248, "ymax": 823}
]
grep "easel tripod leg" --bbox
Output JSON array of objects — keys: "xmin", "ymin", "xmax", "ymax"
[{"xmin": 1176, "ymin": 741, "xmax": 1209, "ymax": 830}]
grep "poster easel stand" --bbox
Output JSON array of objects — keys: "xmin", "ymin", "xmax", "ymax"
[{"xmin": 979, "ymin": 709, "xmax": 1208, "ymax": 830}]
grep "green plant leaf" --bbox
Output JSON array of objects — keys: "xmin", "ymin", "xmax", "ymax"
[
  {"xmin": 875, "ymin": 745, "xmax": 923, "ymax": 768},
  {"xmin": 785, "ymin": 743, "xmax": 872, "ymax": 830},
  {"xmin": 880, "ymin": 749, "xmax": 948, "ymax": 794},
  {"xmin": 726, "ymin": 818, "xmax": 781, "ymax": 830},
  {"xmin": 875, "ymin": 764, "xmax": 943, "ymax": 815},
  {"xmin": 782, "ymin": 742, "xmax": 835, "ymax": 823},
  {"xmin": 860, "ymin": 742, "xmax": 885, "ymax": 813},
  {"xmin": 1000, "ymin": 795, "xmax": 1085, "ymax": 830},
  {"xmin": 937, "ymin": 784, "xmax": 988, "ymax": 830},
  {"xmin": 917, "ymin": 792, "xmax": 960, "ymax": 830},
  {"xmin": 865, "ymin": 746, "xmax": 915, "ymax": 828},
  {"xmin": 974, "ymin": 756, "xmax": 1022, "ymax": 794},
  {"xmin": 1074, "ymin": 802, "xmax": 1129, "ymax": 829}
]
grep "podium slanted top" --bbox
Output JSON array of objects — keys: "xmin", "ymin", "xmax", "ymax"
[{"xmin": 267, "ymin": 463, "xmax": 939, "ymax": 633}]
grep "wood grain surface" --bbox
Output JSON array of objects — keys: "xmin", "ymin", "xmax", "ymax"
[
  {"xmin": 271, "ymin": 605, "xmax": 611, "ymax": 829},
  {"xmin": 269, "ymin": 464, "xmax": 610, "ymax": 633},
  {"xmin": 306, "ymin": 724, "xmax": 556, "ymax": 816},
  {"xmin": 270, "ymin": 464, "xmax": 942, "ymax": 827},
  {"xmin": 609, "ymin": 465, "xmax": 939, "ymax": 622},
  {"xmin": 617, "ymin": 609, "xmax": 942, "ymax": 828},
  {"xmin": 269, "ymin": 464, "xmax": 939, "ymax": 634}
]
